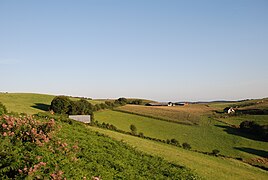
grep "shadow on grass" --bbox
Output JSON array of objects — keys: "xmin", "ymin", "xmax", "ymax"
[
  {"xmin": 31, "ymin": 103, "xmax": 50, "ymax": 111},
  {"xmin": 215, "ymin": 124, "xmax": 267, "ymax": 142},
  {"xmin": 234, "ymin": 147, "xmax": 268, "ymax": 158}
]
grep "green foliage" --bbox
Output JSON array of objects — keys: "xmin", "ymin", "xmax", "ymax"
[
  {"xmin": 182, "ymin": 143, "xmax": 191, "ymax": 150},
  {"xmin": 128, "ymin": 99, "xmax": 143, "ymax": 105},
  {"xmin": 212, "ymin": 149, "xmax": 220, "ymax": 156},
  {"xmin": 50, "ymin": 96, "xmax": 72, "ymax": 114},
  {"xmin": 130, "ymin": 124, "xmax": 137, "ymax": 135},
  {"xmin": 0, "ymin": 113, "xmax": 199, "ymax": 179},
  {"xmin": 0, "ymin": 102, "xmax": 7, "ymax": 115}
]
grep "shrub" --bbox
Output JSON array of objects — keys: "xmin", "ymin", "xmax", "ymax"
[
  {"xmin": 182, "ymin": 142, "xmax": 191, "ymax": 150},
  {"xmin": 212, "ymin": 149, "xmax": 220, "ymax": 156},
  {"xmin": 130, "ymin": 124, "xmax": 137, "ymax": 135},
  {"xmin": 50, "ymin": 96, "xmax": 72, "ymax": 114},
  {"xmin": 170, "ymin": 138, "xmax": 180, "ymax": 146},
  {"xmin": 0, "ymin": 102, "xmax": 7, "ymax": 115}
]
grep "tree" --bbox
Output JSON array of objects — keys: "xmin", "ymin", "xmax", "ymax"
[
  {"xmin": 130, "ymin": 124, "xmax": 137, "ymax": 135},
  {"xmin": 50, "ymin": 96, "xmax": 72, "ymax": 114},
  {"xmin": 170, "ymin": 138, "xmax": 179, "ymax": 146},
  {"xmin": 182, "ymin": 142, "xmax": 191, "ymax": 150},
  {"xmin": 75, "ymin": 99, "xmax": 94, "ymax": 115},
  {"xmin": 212, "ymin": 149, "xmax": 220, "ymax": 156},
  {"xmin": 0, "ymin": 102, "xmax": 7, "ymax": 115}
]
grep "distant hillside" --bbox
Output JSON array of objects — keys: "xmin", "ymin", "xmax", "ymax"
[{"xmin": 0, "ymin": 93, "xmax": 104, "ymax": 114}]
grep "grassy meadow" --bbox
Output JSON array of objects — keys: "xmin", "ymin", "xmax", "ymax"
[
  {"xmin": 88, "ymin": 126, "xmax": 268, "ymax": 180},
  {"xmin": 0, "ymin": 93, "xmax": 103, "ymax": 114},
  {"xmin": 95, "ymin": 110, "xmax": 268, "ymax": 160}
]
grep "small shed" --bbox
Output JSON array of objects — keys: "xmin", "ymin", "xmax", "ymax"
[{"xmin": 69, "ymin": 115, "xmax": 91, "ymax": 123}]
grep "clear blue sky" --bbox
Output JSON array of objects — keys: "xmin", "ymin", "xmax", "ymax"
[{"xmin": 1, "ymin": 0, "xmax": 267, "ymax": 101}]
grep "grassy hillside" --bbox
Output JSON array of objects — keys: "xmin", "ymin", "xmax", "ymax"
[
  {"xmin": 88, "ymin": 126, "xmax": 268, "ymax": 180},
  {"xmin": 95, "ymin": 110, "xmax": 268, "ymax": 160},
  {"xmin": 0, "ymin": 113, "xmax": 198, "ymax": 179},
  {"xmin": 0, "ymin": 93, "xmax": 103, "ymax": 114},
  {"xmin": 115, "ymin": 104, "xmax": 213, "ymax": 125}
]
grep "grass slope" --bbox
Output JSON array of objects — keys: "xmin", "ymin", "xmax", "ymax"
[
  {"xmin": 87, "ymin": 126, "xmax": 268, "ymax": 180},
  {"xmin": 0, "ymin": 93, "xmax": 103, "ymax": 114},
  {"xmin": 0, "ymin": 113, "xmax": 198, "ymax": 179},
  {"xmin": 95, "ymin": 110, "xmax": 268, "ymax": 160}
]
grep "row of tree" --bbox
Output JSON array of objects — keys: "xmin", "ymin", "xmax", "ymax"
[{"xmin": 50, "ymin": 96, "xmax": 137, "ymax": 115}]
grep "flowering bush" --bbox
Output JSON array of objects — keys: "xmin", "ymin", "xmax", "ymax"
[{"xmin": 0, "ymin": 114, "xmax": 78, "ymax": 179}]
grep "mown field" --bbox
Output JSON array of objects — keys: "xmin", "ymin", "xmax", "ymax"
[
  {"xmin": 88, "ymin": 126, "xmax": 268, "ymax": 180},
  {"xmin": 95, "ymin": 110, "xmax": 268, "ymax": 160},
  {"xmin": 115, "ymin": 104, "xmax": 214, "ymax": 125},
  {"xmin": 0, "ymin": 93, "xmax": 103, "ymax": 114}
]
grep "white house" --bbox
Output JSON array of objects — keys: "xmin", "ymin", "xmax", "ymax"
[
  {"xmin": 69, "ymin": 115, "xmax": 91, "ymax": 123},
  {"xmin": 227, "ymin": 107, "xmax": 235, "ymax": 114}
]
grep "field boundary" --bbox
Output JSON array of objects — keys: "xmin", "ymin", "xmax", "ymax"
[{"xmin": 113, "ymin": 109, "xmax": 194, "ymax": 126}]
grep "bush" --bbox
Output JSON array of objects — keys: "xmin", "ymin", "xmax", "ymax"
[
  {"xmin": 170, "ymin": 138, "xmax": 180, "ymax": 146},
  {"xmin": 130, "ymin": 124, "xmax": 137, "ymax": 135},
  {"xmin": 212, "ymin": 149, "xmax": 220, "ymax": 156},
  {"xmin": 0, "ymin": 102, "xmax": 7, "ymax": 115},
  {"xmin": 182, "ymin": 142, "xmax": 191, "ymax": 150},
  {"xmin": 50, "ymin": 96, "xmax": 72, "ymax": 114}
]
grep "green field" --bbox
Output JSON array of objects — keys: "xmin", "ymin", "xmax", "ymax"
[
  {"xmin": 0, "ymin": 93, "xmax": 103, "ymax": 114},
  {"xmin": 95, "ymin": 110, "xmax": 268, "ymax": 160},
  {"xmin": 116, "ymin": 104, "xmax": 213, "ymax": 125},
  {"xmin": 88, "ymin": 126, "xmax": 268, "ymax": 180}
]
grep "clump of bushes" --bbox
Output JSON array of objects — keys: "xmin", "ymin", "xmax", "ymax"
[
  {"xmin": 182, "ymin": 142, "xmax": 191, "ymax": 150},
  {"xmin": 0, "ymin": 114, "xmax": 79, "ymax": 179},
  {"xmin": 50, "ymin": 96, "xmax": 94, "ymax": 115},
  {"xmin": 211, "ymin": 149, "xmax": 220, "ymax": 156},
  {"xmin": 0, "ymin": 102, "xmax": 7, "ymax": 115}
]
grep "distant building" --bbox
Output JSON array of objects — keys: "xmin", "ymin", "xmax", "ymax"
[
  {"xmin": 228, "ymin": 107, "xmax": 235, "ymax": 114},
  {"xmin": 69, "ymin": 115, "xmax": 91, "ymax": 123},
  {"xmin": 146, "ymin": 102, "xmax": 175, "ymax": 106},
  {"xmin": 224, "ymin": 107, "xmax": 235, "ymax": 114}
]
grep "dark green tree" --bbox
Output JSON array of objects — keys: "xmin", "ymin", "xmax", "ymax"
[
  {"xmin": 50, "ymin": 96, "xmax": 72, "ymax": 114},
  {"xmin": 182, "ymin": 142, "xmax": 191, "ymax": 150},
  {"xmin": 130, "ymin": 124, "xmax": 137, "ymax": 135}
]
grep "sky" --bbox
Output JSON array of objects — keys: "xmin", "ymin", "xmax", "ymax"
[{"xmin": 0, "ymin": 0, "xmax": 268, "ymax": 102}]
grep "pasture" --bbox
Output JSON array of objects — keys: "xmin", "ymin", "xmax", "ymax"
[
  {"xmin": 115, "ymin": 104, "xmax": 214, "ymax": 125},
  {"xmin": 88, "ymin": 126, "xmax": 268, "ymax": 180},
  {"xmin": 0, "ymin": 93, "xmax": 103, "ymax": 114},
  {"xmin": 95, "ymin": 110, "xmax": 268, "ymax": 160}
]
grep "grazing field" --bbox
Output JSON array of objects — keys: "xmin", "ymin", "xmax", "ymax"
[
  {"xmin": 0, "ymin": 93, "xmax": 103, "ymax": 114},
  {"xmin": 88, "ymin": 126, "xmax": 268, "ymax": 180},
  {"xmin": 95, "ymin": 110, "xmax": 268, "ymax": 160},
  {"xmin": 115, "ymin": 104, "xmax": 214, "ymax": 125},
  {"xmin": 218, "ymin": 115, "xmax": 268, "ymax": 126}
]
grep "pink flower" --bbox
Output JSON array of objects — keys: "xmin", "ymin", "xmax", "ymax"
[
  {"xmin": 3, "ymin": 132, "xmax": 7, "ymax": 136},
  {"xmin": 2, "ymin": 124, "xmax": 7, "ymax": 128}
]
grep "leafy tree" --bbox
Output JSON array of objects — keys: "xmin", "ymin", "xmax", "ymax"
[
  {"xmin": 50, "ymin": 96, "xmax": 72, "ymax": 114},
  {"xmin": 75, "ymin": 99, "xmax": 93, "ymax": 115},
  {"xmin": 182, "ymin": 142, "xmax": 191, "ymax": 150},
  {"xmin": 130, "ymin": 124, "xmax": 137, "ymax": 135},
  {"xmin": 212, "ymin": 149, "xmax": 220, "ymax": 156},
  {"xmin": 170, "ymin": 138, "xmax": 179, "ymax": 146}
]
